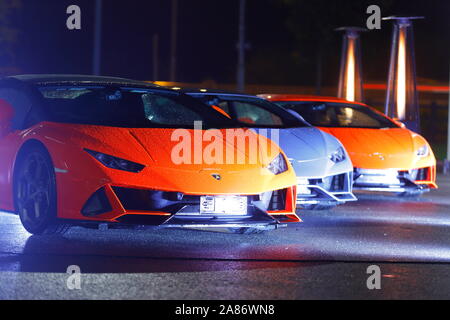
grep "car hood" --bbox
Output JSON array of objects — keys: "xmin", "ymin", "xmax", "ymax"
[
  {"xmin": 255, "ymin": 127, "xmax": 327, "ymax": 160},
  {"xmin": 319, "ymin": 127, "xmax": 429, "ymax": 170},
  {"xmin": 254, "ymin": 127, "xmax": 353, "ymax": 178},
  {"xmin": 39, "ymin": 123, "xmax": 296, "ymax": 194},
  {"xmin": 58, "ymin": 124, "xmax": 278, "ymax": 168}
]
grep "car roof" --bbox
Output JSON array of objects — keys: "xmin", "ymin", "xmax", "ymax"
[
  {"xmin": 259, "ymin": 94, "xmax": 367, "ymax": 106},
  {"xmin": 6, "ymin": 74, "xmax": 162, "ymax": 88},
  {"xmin": 179, "ymin": 88, "xmax": 264, "ymax": 99}
]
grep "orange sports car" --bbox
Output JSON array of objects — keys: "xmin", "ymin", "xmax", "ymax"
[
  {"xmin": 262, "ymin": 95, "xmax": 437, "ymax": 197},
  {"xmin": 0, "ymin": 75, "xmax": 299, "ymax": 235}
]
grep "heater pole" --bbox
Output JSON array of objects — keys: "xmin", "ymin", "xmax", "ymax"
[
  {"xmin": 445, "ymin": 63, "xmax": 450, "ymax": 174},
  {"xmin": 383, "ymin": 16, "xmax": 423, "ymax": 133},
  {"xmin": 336, "ymin": 27, "xmax": 366, "ymax": 103}
]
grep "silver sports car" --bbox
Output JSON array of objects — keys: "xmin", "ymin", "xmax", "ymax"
[{"xmin": 183, "ymin": 89, "xmax": 356, "ymax": 210}]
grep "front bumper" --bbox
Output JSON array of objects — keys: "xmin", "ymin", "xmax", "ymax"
[
  {"xmin": 77, "ymin": 184, "xmax": 300, "ymax": 230},
  {"xmin": 353, "ymin": 167, "xmax": 438, "ymax": 193},
  {"xmin": 296, "ymin": 172, "xmax": 357, "ymax": 205}
]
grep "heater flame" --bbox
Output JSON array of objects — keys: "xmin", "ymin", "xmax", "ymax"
[
  {"xmin": 396, "ymin": 27, "xmax": 407, "ymax": 120},
  {"xmin": 345, "ymin": 38, "xmax": 356, "ymax": 102}
]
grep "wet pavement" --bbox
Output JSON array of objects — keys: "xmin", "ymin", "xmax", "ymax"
[{"xmin": 0, "ymin": 175, "xmax": 450, "ymax": 299}]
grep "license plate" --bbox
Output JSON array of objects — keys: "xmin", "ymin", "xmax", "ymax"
[{"xmin": 200, "ymin": 196, "xmax": 248, "ymax": 215}]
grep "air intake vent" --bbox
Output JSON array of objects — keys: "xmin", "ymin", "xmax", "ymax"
[
  {"xmin": 81, "ymin": 188, "xmax": 112, "ymax": 217},
  {"xmin": 407, "ymin": 168, "xmax": 429, "ymax": 181},
  {"xmin": 268, "ymin": 189, "xmax": 287, "ymax": 211},
  {"xmin": 330, "ymin": 174, "xmax": 346, "ymax": 192}
]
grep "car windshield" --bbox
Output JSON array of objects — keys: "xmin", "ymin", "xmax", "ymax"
[
  {"xmin": 37, "ymin": 86, "xmax": 236, "ymax": 129},
  {"xmin": 274, "ymin": 101, "xmax": 398, "ymax": 129},
  {"xmin": 188, "ymin": 94, "xmax": 307, "ymax": 129}
]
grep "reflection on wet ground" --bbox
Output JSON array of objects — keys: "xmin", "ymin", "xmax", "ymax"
[
  {"xmin": 1, "ymin": 193, "xmax": 450, "ymax": 273},
  {"xmin": 0, "ymin": 176, "xmax": 449, "ymax": 299}
]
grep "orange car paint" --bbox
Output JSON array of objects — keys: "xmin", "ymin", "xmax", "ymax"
[
  {"xmin": 262, "ymin": 94, "xmax": 437, "ymax": 189},
  {"xmin": 0, "ymin": 122, "xmax": 300, "ymax": 223}
]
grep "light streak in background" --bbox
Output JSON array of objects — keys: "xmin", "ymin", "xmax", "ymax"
[
  {"xmin": 345, "ymin": 37, "xmax": 356, "ymax": 102},
  {"xmin": 364, "ymin": 84, "xmax": 449, "ymax": 93},
  {"xmin": 396, "ymin": 26, "xmax": 407, "ymax": 120}
]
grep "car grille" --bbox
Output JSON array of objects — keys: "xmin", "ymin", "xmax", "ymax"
[
  {"xmin": 400, "ymin": 168, "xmax": 430, "ymax": 181},
  {"xmin": 111, "ymin": 187, "xmax": 285, "ymax": 214},
  {"xmin": 309, "ymin": 174, "xmax": 346, "ymax": 192}
]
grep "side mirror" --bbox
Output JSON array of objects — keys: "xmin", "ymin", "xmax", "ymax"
[
  {"xmin": 393, "ymin": 118, "xmax": 406, "ymax": 129},
  {"xmin": 0, "ymin": 99, "xmax": 14, "ymax": 136}
]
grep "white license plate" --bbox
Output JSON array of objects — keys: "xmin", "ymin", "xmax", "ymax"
[{"xmin": 200, "ymin": 196, "xmax": 248, "ymax": 215}]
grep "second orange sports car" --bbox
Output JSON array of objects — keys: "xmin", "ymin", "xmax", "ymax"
[{"xmin": 262, "ymin": 95, "xmax": 437, "ymax": 197}]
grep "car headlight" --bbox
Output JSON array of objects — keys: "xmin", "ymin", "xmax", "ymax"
[
  {"xmin": 267, "ymin": 153, "xmax": 288, "ymax": 175},
  {"xmin": 329, "ymin": 147, "xmax": 346, "ymax": 163},
  {"xmin": 85, "ymin": 149, "xmax": 145, "ymax": 173},
  {"xmin": 417, "ymin": 145, "xmax": 429, "ymax": 158}
]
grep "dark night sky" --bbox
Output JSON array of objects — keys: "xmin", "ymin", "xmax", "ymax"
[{"xmin": 8, "ymin": 0, "xmax": 450, "ymax": 86}]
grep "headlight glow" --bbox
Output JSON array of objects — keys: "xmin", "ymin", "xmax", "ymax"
[
  {"xmin": 417, "ymin": 145, "xmax": 429, "ymax": 158},
  {"xmin": 267, "ymin": 153, "xmax": 288, "ymax": 175},
  {"xmin": 330, "ymin": 147, "xmax": 346, "ymax": 163},
  {"xmin": 85, "ymin": 149, "xmax": 145, "ymax": 173}
]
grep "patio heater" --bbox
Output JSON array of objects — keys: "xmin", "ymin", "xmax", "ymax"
[
  {"xmin": 384, "ymin": 16, "xmax": 423, "ymax": 133},
  {"xmin": 336, "ymin": 27, "xmax": 366, "ymax": 103},
  {"xmin": 445, "ymin": 66, "xmax": 450, "ymax": 175}
]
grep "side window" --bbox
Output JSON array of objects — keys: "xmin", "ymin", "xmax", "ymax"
[
  {"xmin": 336, "ymin": 107, "xmax": 381, "ymax": 128},
  {"xmin": 233, "ymin": 102, "xmax": 282, "ymax": 126},
  {"xmin": 295, "ymin": 104, "xmax": 335, "ymax": 127},
  {"xmin": 216, "ymin": 101, "xmax": 231, "ymax": 114},
  {"xmin": 0, "ymin": 88, "xmax": 33, "ymax": 130}
]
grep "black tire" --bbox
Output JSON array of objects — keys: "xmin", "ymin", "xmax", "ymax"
[
  {"xmin": 300, "ymin": 203, "xmax": 337, "ymax": 211},
  {"xmin": 14, "ymin": 143, "xmax": 69, "ymax": 235},
  {"xmin": 228, "ymin": 227, "xmax": 267, "ymax": 235}
]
